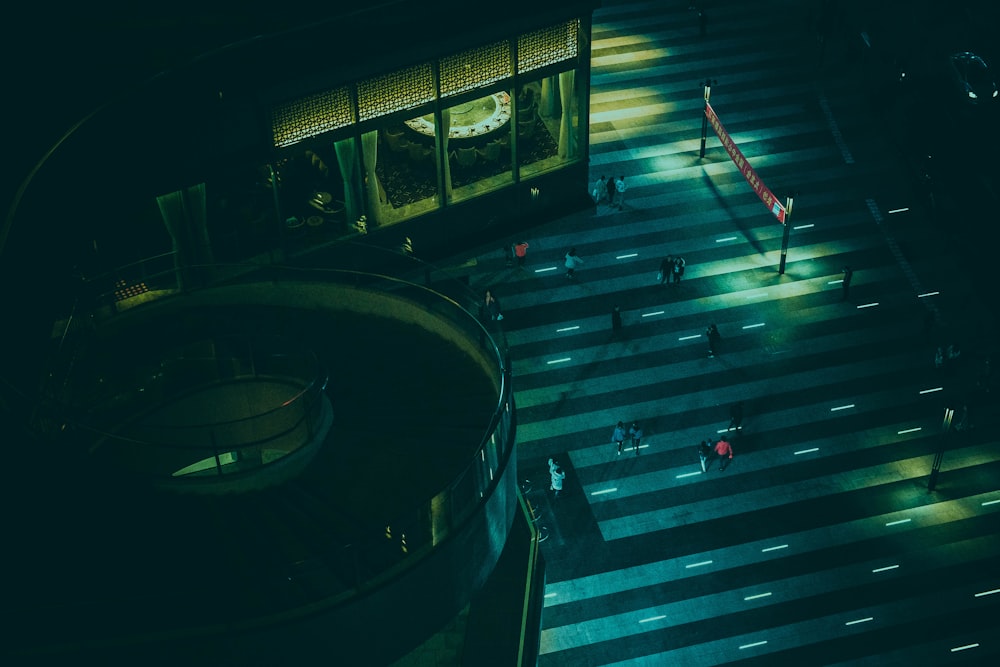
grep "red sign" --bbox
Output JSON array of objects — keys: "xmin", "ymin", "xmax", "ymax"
[{"xmin": 705, "ymin": 102, "xmax": 786, "ymax": 223}]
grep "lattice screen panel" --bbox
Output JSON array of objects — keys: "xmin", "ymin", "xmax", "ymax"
[
  {"xmin": 357, "ymin": 63, "xmax": 435, "ymax": 123},
  {"xmin": 440, "ymin": 41, "xmax": 512, "ymax": 98},
  {"xmin": 517, "ymin": 19, "xmax": 580, "ymax": 74},
  {"xmin": 271, "ymin": 87, "xmax": 353, "ymax": 148}
]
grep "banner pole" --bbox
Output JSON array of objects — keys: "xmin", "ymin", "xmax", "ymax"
[
  {"xmin": 699, "ymin": 77, "xmax": 715, "ymax": 158},
  {"xmin": 778, "ymin": 195, "xmax": 794, "ymax": 274}
]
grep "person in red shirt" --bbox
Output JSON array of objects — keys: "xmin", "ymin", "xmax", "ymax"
[
  {"xmin": 714, "ymin": 436, "xmax": 733, "ymax": 471},
  {"xmin": 514, "ymin": 241, "xmax": 529, "ymax": 267}
]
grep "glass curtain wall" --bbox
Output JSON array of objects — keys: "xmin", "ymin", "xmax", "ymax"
[
  {"xmin": 199, "ymin": 19, "xmax": 585, "ymax": 264},
  {"xmin": 517, "ymin": 67, "xmax": 580, "ymax": 178}
]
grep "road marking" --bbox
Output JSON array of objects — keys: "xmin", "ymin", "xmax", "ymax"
[
  {"xmin": 685, "ymin": 560, "xmax": 713, "ymax": 569},
  {"xmin": 639, "ymin": 615, "xmax": 666, "ymax": 623},
  {"xmin": 845, "ymin": 616, "xmax": 874, "ymax": 626},
  {"xmin": 872, "ymin": 564, "xmax": 899, "ymax": 573},
  {"xmin": 744, "ymin": 592, "xmax": 772, "ymax": 601}
]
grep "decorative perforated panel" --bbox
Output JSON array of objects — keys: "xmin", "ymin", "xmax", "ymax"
[
  {"xmin": 440, "ymin": 41, "xmax": 512, "ymax": 98},
  {"xmin": 518, "ymin": 19, "xmax": 579, "ymax": 74},
  {"xmin": 271, "ymin": 87, "xmax": 353, "ymax": 148},
  {"xmin": 357, "ymin": 63, "xmax": 435, "ymax": 123}
]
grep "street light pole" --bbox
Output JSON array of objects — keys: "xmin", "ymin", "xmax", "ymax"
[
  {"xmin": 778, "ymin": 193, "xmax": 794, "ymax": 275},
  {"xmin": 699, "ymin": 77, "xmax": 716, "ymax": 158}
]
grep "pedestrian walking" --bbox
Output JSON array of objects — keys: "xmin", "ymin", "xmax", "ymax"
[
  {"xmin": 672, "ymin": 256, "xmax": 686, "ymax": 284},
  {"xmin": 629, "ymin": 422, "xmax": 643, "ymax": 455},
  {"xmin": 514, "ymin": 241, "xmax": 529, "ymax": 267},
  {"xmin": 698, "ymin": 439, "xmax": 713, "ymax": 473},
  {"xmin": 728, "ymin": 401, "xmax": 744, "ymax": 432},
  {"xmin": 592, "ymin": 175, "xmax": 608, "ymax": 205},
  {"xmin": 548, "ymin": 458, "xmax": 565, "ymax": 497},
  {"xmin": 482, "ymin": 289, "xmax": 503, "ymax": 321},
  {"xmin": 611, "ymin": 304, "xmax": 623, "ymax": 335},
  {"xmin": 658, "ymin": 256, "xmax": 673, "ymax": 286},
  {"xmin": 842, "ymin": 266, "xmax": 853, "ymax": 299},
  {"xmin": 504, "ymin": 243, "xmax": 514, "ymax": 267},
  {"xmin": 564, "ymin": 247, "xmax": 585, "ymax": 278},
  {"xmin": 698, "ymin": 9, "xmax": 707, "ymax": 37},
  {"xmin": 613, "ymin": 176, "xmax": 627, "ymax": 210},
  {"xmin": 714, "ymin": 436, "xmax": 733, "ymax": 471},
  {"xmin": 606, "ymin": 174, "xmax": 616, "ymax": 205},
  {"xmin": 612, "ymin": 421, "xmax": 627, "ymax": 456},
  {"xmin": 706, "ymin": 323, "xmax": 720, "ymax": 357}
]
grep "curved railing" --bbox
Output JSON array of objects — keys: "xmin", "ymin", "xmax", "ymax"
[
  {"xmin": 28, "ymin": 245, "xmax": 513, "ymax": 613},
  {"xmin": 72, "ymin": 334, "xmax": 331, "ymax": 482}
]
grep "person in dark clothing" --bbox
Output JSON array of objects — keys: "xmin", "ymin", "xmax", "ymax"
[
  {"xmin": 659, "ymin": 256, "xmax": 673, "ymax": 286},
  {"xmin": 706, "ymin": 323, "xmax": 720, "ymax": 357},
  {"xmin": 483, "ymin": 289, "xmax": 503, "ymax": 321},
  {"xmin": 606, "ymin": 174, "xmax": 616, "ymax": 204},
  {"xmin": 728, "ymin": 401, "xmax": 744, "ymax": 432},
  {"xmin": 611, "ymin": 305, "xmax": 623, "ymax": 335},
  {"xmin": 629, "ymin": 422, "xmax": 643, "ymax": 455},
  {"xmin": 672, "ymin": 256, "xmax": 686, "ymax": 284},
  {"xmin": 842, "ymin": 266, "xmax": 853, "ymax": 299},
  {"xmin": 698, "ymin": 439, "xmax": 713, "ymax": 473}
]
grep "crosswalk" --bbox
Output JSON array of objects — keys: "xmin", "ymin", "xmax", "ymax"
[{"xmin": 444, "ymin": 1, "xmax": 998, "ymax": 664}]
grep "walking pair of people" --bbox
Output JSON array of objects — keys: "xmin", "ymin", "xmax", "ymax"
[
  {"xmin": 612, "ymin": 421, "xmax": 643, "ymax": 456},
  {"xmin": 698, "ymin": 435, "xmax": 733, "ymax": 471},
  {"xmin": 594, "ymin": 175, "xmax": 627, "ymax": 209}
]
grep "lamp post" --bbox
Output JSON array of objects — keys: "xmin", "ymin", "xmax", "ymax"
[
  {"xmin": 778, "ymin": 193, "xmax": 795, "ymax": 275},
  {"xmin": 699, "ymin": 77, "xmax": 716, "ymax": 158}
]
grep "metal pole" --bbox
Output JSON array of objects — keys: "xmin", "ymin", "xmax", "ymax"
[
  {"xmin": 699, "ymin": 78, "xmax": 714, "ymax": 158},
  {"xmin": 928, "ymin": 407, "xmax": 954, "ymax": 492},
  {"xmin": 778, "ymin": 195, "xmax": 794, "ymax": 274}
]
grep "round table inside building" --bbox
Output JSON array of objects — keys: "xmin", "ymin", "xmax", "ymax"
[{"xmin": 404, "ymin": 92, "xmax": 511, "ymax": 145}]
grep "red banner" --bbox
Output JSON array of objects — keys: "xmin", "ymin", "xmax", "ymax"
[{"xmin": 705, "ymin": 102, "xmax": 786, "ymax": 223}]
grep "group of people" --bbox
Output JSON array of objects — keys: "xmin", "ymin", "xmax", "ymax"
[
  {"xmin": 504, "ymin": 240, "xmax": 530, "ymax": 268},
  {"xmin": 592, "ymin": 175, "xmax": 628, "ymax": 210},
  {"xmin": 612, "ymin": 421, "xmax": 644, "ymax": 456},
  {"xmin": 698, "ymin": 435, "xmax": 733, "ymax": 472},
  {"xmin": 658, "ymin": 255, "xmax": 686, "ymax": 285}
]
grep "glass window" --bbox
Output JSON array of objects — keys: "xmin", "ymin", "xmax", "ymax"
[
  {"xmin": 516, "ymin": 67, "xmax": 582, "ymax": 178},
  {"xmin": 441, "ymin": 90, "xmax": 513, "ymax": 204},
  {"xmin": 367, "ymin": 110, "xmax": 442, "ymax": 228}
]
